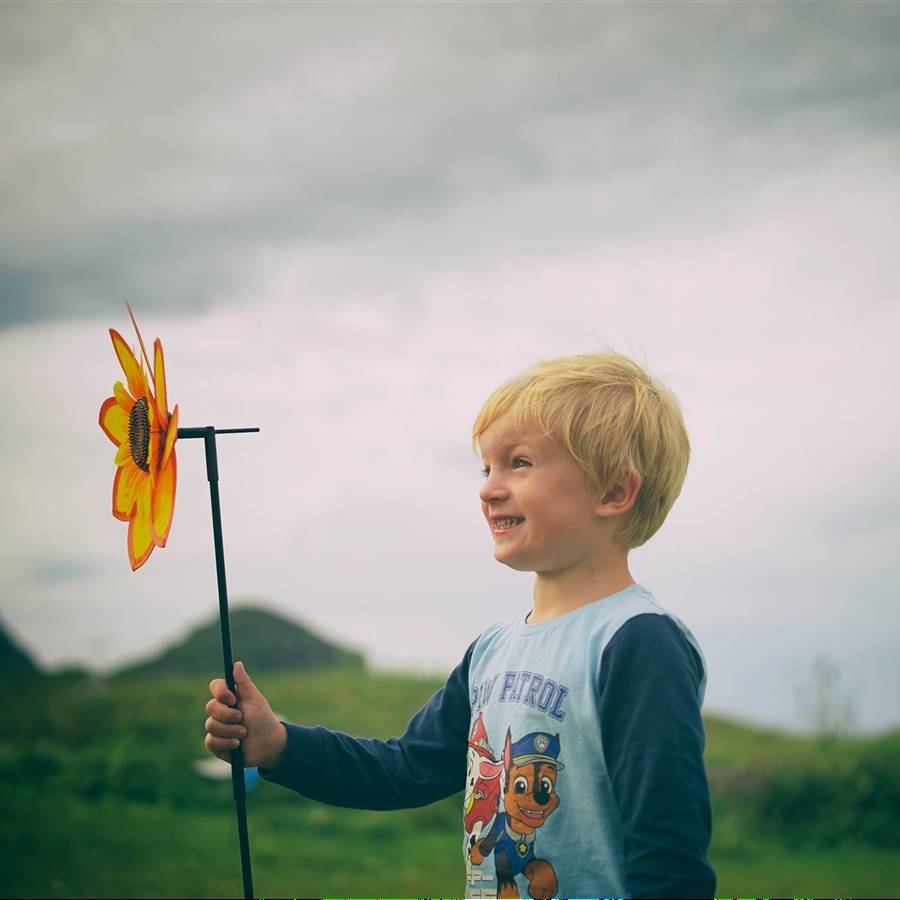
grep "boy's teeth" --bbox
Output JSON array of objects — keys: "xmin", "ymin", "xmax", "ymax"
[{"xmin": 497, "ymin": 518, "xmax": 523, "ymax": 527}]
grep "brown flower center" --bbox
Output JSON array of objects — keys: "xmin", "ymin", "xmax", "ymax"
[{"xmin": 129, "ymin": 397, "xmax": 151, "ymax": 472}]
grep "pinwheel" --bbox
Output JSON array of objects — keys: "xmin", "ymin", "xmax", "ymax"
[
  {"xmin": 98, "ymin": 303, "xmax": 178, "ymax": 570},
  {"xmin": 98, "ymin": 303, "xmax": 259, "ymax": 898}
]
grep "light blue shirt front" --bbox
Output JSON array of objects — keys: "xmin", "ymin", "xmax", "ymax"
[{"xmin": 462, "ymin": 583, "xmax": 707, "ymax": 898}]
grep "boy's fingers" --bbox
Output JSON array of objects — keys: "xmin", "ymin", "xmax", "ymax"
[
  {"xmin": 205, "ymin": 716, "xmax": 247, "ymax": 740},
  {"xmin": 204, "ymin": 732, "xmax": 242, "ymax": 760},
  {"xmin": 208, "ymin": 677, "xmax": 236, "ymax": 706},
  {"xmin": 205, "ymin": 697, "xmax": 243, "ymax": 722}
]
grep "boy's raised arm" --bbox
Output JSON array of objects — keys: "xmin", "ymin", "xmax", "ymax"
[
  {"xmin": 598, "ymin": 614, "xmax": 717, "ymax": 899},
  {"xmin": 257, "ymin": 638, "xmax": 477, "ymax": 811}
]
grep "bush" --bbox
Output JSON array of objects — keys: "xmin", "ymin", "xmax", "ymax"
[
  {"xmin": 109, "ymin": 747, "xmax": 165, "ymax": 803},
  {"xmin": 712, "ymin": 744, "xmax": 900, "ymax": 849},
  {"xmin": 52, "ymin": 747, "xmax": 110, "ymax": 801}
]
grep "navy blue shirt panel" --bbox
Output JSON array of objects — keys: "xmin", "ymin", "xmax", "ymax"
[{"xmin": 599, "ymin": 613, "xmax": 716, "ymax": 899}]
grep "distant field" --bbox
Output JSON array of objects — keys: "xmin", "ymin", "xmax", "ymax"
[{"xmin": 3, "ymin": 668, "xmax": 898, "ymax": 898}]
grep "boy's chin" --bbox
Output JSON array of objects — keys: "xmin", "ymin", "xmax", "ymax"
[{"xmin": 494, "ymin": 550, "xmax": 533, "ymax": 572}]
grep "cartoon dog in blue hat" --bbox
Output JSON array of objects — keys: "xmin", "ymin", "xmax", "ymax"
[{"xmin": 469, "ymin": 727, "xmax": 562, "ymax": 899}]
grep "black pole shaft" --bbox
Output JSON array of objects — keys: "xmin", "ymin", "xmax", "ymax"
[{"xmin": 201, "ymin": 427, "xmax": 254, "ymax": 900}]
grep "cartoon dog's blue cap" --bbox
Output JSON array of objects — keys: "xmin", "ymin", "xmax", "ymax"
[{"xmin": 510, "ymin": 732, "xmax": 564, "ymax": 770}]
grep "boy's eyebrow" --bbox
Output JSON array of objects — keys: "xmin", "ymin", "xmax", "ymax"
[{"xmin": 480, "ymin": 439, "xmax": 535, "ymax": 460}]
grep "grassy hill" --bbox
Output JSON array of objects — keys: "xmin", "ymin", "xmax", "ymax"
[
  {"xmin": 3, "ymin": 664, "xmax": 899, "ymax": 898},
  {"xmin": 0, "ymin": 615, "xmax": 42, "ymax": 679},
  {"xmin": 112, "ymin": 605, "xmax": 364, "ymax": 679}
]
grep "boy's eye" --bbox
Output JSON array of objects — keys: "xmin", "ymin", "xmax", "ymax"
[{"xmin": 481, "ymin": 458, "xmax": 530, "ymax": 478}]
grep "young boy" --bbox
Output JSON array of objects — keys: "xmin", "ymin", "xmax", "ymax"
[{"xmin": 204, "ymin": 351, "xmax": 716, "ymax": 899}]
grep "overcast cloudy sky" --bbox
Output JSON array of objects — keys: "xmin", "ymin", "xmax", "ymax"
[{"xmin": 2, "ymin": 2, "xmax": 898, "ymax": 735}]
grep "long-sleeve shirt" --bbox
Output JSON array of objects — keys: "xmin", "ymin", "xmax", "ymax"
[{"xmin": 258, "ymin": 582, "xmax": 716, "ymax": 898}]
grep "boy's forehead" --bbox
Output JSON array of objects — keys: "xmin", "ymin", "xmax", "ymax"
[{"xmin": 479, "ymin": 414, "xmax": 549, "ymax": 455}]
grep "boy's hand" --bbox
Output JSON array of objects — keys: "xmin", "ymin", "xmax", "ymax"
[{"xmin": 205, "ymin": 660, "xmax": 287, "ymax": 770}]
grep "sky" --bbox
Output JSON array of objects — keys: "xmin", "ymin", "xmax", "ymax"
[{"xmin": 1, "ymin": 1, "xmax": 899, "ymax": 735}]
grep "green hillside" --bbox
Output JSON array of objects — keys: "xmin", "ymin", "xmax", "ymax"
[
  {"xmin": 3, "ymin": 664, "xmax": 899, "ymax": 897},
  {"xmin": 0, "ymin": 615, "xmax": 42, "ymax": 679},
  {"xmin": 112, "ymin": 604, "xmax": 365, "ymax": 679}
]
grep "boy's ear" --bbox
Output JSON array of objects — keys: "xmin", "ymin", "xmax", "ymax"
[{"xmin": 596, "ymin": 465, "xmax": 641, "ymax": 516}]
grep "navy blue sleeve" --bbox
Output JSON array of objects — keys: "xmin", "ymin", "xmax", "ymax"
[
  {"xmin": 257, "ymin": 638, "xmax": 476, "ymax": 810},
  {"xmin": 598, "ymin": 614, "xmax": 716, "ymax": 899}
]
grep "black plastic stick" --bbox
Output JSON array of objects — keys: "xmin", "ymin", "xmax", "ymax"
[{"xmin": 178, "ymin": 424, "xmax": 259, "ymax": 900}]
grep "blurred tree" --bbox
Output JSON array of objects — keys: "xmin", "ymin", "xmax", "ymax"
[{"xmin": 794, "ymin": 652, "xmax": 858, "ymax": 738}]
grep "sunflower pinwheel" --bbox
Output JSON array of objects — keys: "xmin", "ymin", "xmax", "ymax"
[{"xmin": 98, "ymin": 304, "xmax": 179, "ymax": 570}]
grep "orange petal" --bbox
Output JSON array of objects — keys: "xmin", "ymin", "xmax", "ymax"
[
  {"xmin": 114, "ymin": 380, "xmax": 135, "ymax": 413},
  {"xmin": 113, "ymin": 462, "xmax": 143, "ymax": 521},
  {"xmin": 112, "ymin": 466, "xmax": 126, "ymax": 521},
  {"xmin": 141, "ymin": 362, "xmax": 152, "ymax": 399},
  {"xmin": 152, "ymin": 450, "xmax": 177, "ymax": 546},
  {"xmin": 126, "ymin": 301, "xmax": 154, "ymax": 384},
  {"xmin": 128, "ymin": 478, "xmax": 155, "ymax": 570},
  {"xmin": 153, "ymin": 338, "xmax": 168, "ymax": 429},
  {"xmin": 110, "ymin": 329, "xmax": 145, "ymax": 399},
  {"xmin": 114, "ymin": 440, "xmax": 132, "ymax": 467},
  {"xmin": 161, "ymin": 403, "xmax": 178, "ymax": 471},
  {"xmin": 148, "ymin": 400, "xmax": 160, "ymax": 490},
  {"xmin": 99, "ymin": 396, "xmax": 127, "ymax": 446}
]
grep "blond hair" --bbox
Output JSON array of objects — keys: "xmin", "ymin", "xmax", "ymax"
[{"xmin": 471, "ymin": 351, "xmax": 690, "ymax": 548}]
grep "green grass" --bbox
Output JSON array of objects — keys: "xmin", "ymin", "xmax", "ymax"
[
  {"xmin": 6, "ymin": 789, "xmax": 899, "ymax": 898},
  {"xmin": 3, "ymin": 668, "xmax": 899, "ymax": 898},
  {"xmin": 714, "ymin": 841, "xmax": 900, "ymax": 898},
  {"xmin": 2, "ymin": 790, "xmax": 464, "ymax": 898}
]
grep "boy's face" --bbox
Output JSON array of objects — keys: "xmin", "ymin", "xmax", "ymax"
[{"xmin": 478, "ymin": 412, "xmax": 612, "ymax": 574}]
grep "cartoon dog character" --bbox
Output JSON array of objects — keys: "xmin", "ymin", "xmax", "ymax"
[
  {"xmin": 465, "ymin": 712, "xmax": 505, "ymax": 847},
  {"xmin": 469, "ymin": 727, "xmax": 563, "ymax": 899}
]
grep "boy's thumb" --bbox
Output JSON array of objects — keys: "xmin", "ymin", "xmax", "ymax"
[{"xmin": 233, "ymin": 660, "xmax": 257, "ymax": 697}]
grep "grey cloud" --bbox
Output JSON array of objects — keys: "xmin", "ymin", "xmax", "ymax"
[
  {"xmin": 3, "ymin": 2, "xmax": 900, "ymax": 328},
  {"xmin": 812, "ymin": 471, "xmax": 900, "ymax": 542},
  {"xmin": 27, "ymin": 558, "xmax": 99, "ymax": 585}
]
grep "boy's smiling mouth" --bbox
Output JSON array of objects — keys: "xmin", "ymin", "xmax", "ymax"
[{"xmin": 491, "ymin": 515, "xmax": 525, "ymax": 535}]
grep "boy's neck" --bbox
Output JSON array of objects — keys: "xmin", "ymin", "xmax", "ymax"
[{"xmin": 527, "ymin": 556, "xmax": 636, "ymax": 625}]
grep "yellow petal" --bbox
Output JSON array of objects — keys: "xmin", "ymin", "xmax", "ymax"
[
  {"xmin": 115, "ymin": 440, "xmax": 133, "ymax": 466},
  {"xmin": 99, "ymin": 396, "xmax": 128, "ymax": 446},
  {"xmin": 113, "ymin": 462, "xmax": 143, "ymax": 521},
  {"xmin": 128, "ymin": 478, "xmax": 155, "ymax": 570},
  {"xmin": 152, "ymin": 450, "xmax": 177, "ymax": 546},
  {"xmin": 110, "ymin": 329, "xmax": 145, "ymax": 400},
  {"xmin": 153, "ymin": 338, "xmax": 168, "ymax": 429},
  {"xmin": 161, "ymin": 403, "xmax": 178, "ymax": 471},
  {"xmin": 114, "ymin": 380, "xmax": 135, "ymax": 413}
]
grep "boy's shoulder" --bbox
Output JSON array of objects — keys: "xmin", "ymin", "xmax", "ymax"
[
  {"xmin": 468, "ymin": 585, "xmax": 705, "ymax": 686},
  {"xmin": 465, "ymin": 618, "xmax": 515, "ymax": 667}
]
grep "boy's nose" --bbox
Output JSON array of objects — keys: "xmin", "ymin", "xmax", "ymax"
[{"xmin": 479, "ymin": 473, "xmax": 510, "ymax": 505}]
